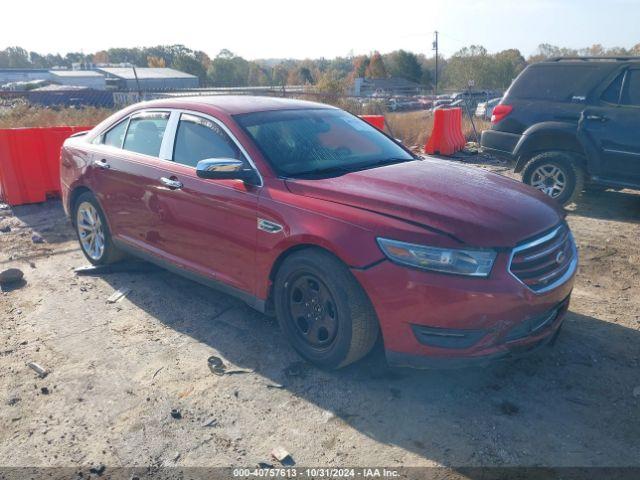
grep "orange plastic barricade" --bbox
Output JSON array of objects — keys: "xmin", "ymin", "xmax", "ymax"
[
  {"xmin": 424, "ymin": 107, "xmax": 465, "ymax": 156},
  {"xmin": 0, "ymin": 126, "xmax": 92, "ymax": 206},
  {"xmin": 359, "ymin": 115, "xmax": 385, "ymax": 131}
]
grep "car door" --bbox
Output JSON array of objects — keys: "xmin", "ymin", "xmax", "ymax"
[
  {"xmin": 89, "ymin": 110, "xmax": 171, "ymax": 243},
  {"xmin": 147, "ymin": 111, "xmax": 261, "ymax": 295},
  {"xmin": 580, "ymin": 68, "xmax": 640, "ymax": 181}
]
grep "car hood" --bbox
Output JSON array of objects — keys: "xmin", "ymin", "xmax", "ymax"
[{"xmin": 284, "ymin": 158, "xmax": 563, "ymax": 248}]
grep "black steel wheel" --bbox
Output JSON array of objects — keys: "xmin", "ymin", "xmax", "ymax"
[
  {"xmin": 274, "ymin": 249, "xmax": 379, "ymax": 369},
  {"xmin": 287, "ymin": 273, "xmax": 339, "ymax": 350}
]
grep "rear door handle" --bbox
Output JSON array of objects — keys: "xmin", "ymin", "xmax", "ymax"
[
  {"xmin": 93, "ymin": 159, "xmax": 110, "ymax": 169},
  {"xmin": 160, "ymin": 177, "xmax": 183, "ymax": 190},
  {"xmin": 586, "ymin": 114, "xmax": 608, "ymax": 122}
]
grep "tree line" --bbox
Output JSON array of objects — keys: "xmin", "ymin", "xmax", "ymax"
[{"xmin": 1, "ymin": 42, "xmax": 639, "ymax": 91}]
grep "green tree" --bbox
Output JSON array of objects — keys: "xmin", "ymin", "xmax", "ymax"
[
  {"xmin": 0, "ymin": 47, "xmax": 31, "ymax": 68},
  {"xmin": 385, "ymin": 50, "xmax": 422, "ymax": 83},
  {"xmin": 207, "ymin": 50, "xmax": 249, "ymax": 87},
  {"xmin": 247, "ymin": 62, "xmax": 271, "ymax": 86}
]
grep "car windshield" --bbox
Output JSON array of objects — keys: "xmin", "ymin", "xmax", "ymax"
[{"xmin": 235, "ymin": 108, "xmax": 415, "ymax": 177}]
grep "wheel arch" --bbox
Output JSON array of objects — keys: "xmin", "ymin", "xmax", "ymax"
[
  {"xmin": 265, "ymin": 243, "xmax": 375, "ymax": 316},
  {"xmin": 68, "ymin": 185, "xmax": 94, "ymax": 226},
  {"xmin": 513, "ymin": 124, "xmax": 587, "ymax": 173}
]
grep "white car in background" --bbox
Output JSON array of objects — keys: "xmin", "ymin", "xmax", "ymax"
[{"xmin": 475, "ymin": 97, "xmax": 501, "ymax": 119}]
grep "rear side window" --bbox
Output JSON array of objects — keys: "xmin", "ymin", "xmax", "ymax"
[
  {"xmin": 507, "ymin": 64, "xmax": 606, "ymax": 102},
  {"xmin": 102, "ymin": 118, "xmax": 128, "ymax": 148},
  {"xmin": 123, "ymin": 112, "xmax": 170, "ymax": 157},
  {"xmin": 621, "ymin": 70, "xmax": 640, "ymax": 106},
  {"xmin": 601, "ymin": 73, "xmax": 624, "ymax": 104},
  {"xmin": 172, "ymin": 113, "xmax": 241, "ymax": 167}
]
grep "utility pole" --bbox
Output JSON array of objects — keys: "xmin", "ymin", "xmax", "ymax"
[{"xmin": 432, "ymin": 31, "xmax": 439, "ymax": 99}]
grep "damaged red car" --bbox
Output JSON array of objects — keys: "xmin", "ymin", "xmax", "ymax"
[{"xmin": 60, "ymin": 96, "xmax": 577, "ymax": 369}]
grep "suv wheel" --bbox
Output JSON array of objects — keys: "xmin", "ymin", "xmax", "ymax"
[
  {"xmin": 74, "ymin": 192, "xmax": 124, "ymax": 265},
  {"xmin": 522, "ymin": 151, "xmax": 585, "ymax": 205},
  {"xmin": 274, "ymin": 249, "xmax": 379, "ymax": 369}
]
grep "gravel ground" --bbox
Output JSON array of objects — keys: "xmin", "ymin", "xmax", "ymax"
[{"xmin": 0, "ymin": 161, "xmax": 639, "ymax": 475}]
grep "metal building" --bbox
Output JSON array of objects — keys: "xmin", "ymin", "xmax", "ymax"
[
  {"xmin": 96, "ymin": 67, "xmax": 199, "ymax": 90},
  {"xmin": 49, "ymin": 70, "xmax": 106, "ymax": 90},
  {"xmin": 0, "ymin": 69, "xmax": 51, "ymax": 86}
]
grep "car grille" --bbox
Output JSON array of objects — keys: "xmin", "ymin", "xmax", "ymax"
[{"xmin": 509, "ymin": 224, "xmax": 577, "ymax": 293}]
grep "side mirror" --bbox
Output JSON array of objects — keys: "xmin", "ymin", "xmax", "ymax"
[{"xmin": 196, "ymin": 158, "xmax": 259, "ymax": 184}]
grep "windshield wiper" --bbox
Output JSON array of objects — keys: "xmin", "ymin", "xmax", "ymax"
[
  {"xmin": 290, "ymin": 165, "xmax": 355, "ymax": 178},
  {"xmin": 290, "ymin": 157, "xmax": 416, "ymax": 178}
]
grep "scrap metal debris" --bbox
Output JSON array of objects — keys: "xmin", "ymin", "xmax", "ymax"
[
  {"xmin": 106, "ymin": 287, "xmax": 131, "ymax": 304},
  {"xmin": 201, "ymin": 417, "xmax": 218, "ymax": 428},
  {"xmin": 207, "ymin": 355, "xmax": 226, "ymax": 376},
  {"xmin": 207, "ymin": 355, "xmax": 253, "ymax": 376},
  {"xmin": 27, "ymin": 361, "xmax": 48, "ymax": 378},
  {"xmin": 270, "ymin": 446, "xmax": 294, "ymax": 465}
]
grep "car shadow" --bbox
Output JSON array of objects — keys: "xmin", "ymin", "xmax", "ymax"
[
  {"xmin": 8, "ymin": 200, "xmax": 74, "ymax": 244},
  {"xmin": 568, "ymin": 188, "xmax": 640, "ymax": 223},
  {"xmin": 95, "ymin": 267, "xmax": 640, "ymax": 470}
]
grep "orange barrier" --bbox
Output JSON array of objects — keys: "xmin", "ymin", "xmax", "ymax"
[
  {"xmin": 424, "ymin": 107, "xmax": 465, "ymax": 156},
  {"xmin": 359, "ymin": 115, "xmax": 385, "ymax": 131},
  {"xmin": 0, "ymin": 126, "xmax": 92, "ymax": 206}
]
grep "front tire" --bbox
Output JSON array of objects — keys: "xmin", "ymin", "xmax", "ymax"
[
  {"xmin": 274, "ymin": 249, "xmax": 379, "ymax": 369},
  {"xmin": 74, "ymin": 192, "xmax": 124, "ymax": 265},
  {"xmin": 522, "ymin": 151, "xmax": 585, "ymax": 205}
]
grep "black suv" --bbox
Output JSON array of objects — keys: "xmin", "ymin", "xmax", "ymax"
[{"xmin": 481, "ymin": 57, "xmax": 640, "ymax": 204}]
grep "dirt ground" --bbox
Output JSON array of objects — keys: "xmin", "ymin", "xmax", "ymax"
[{"xmin": 0, "ymin": 159, "xmax": 639, "ymax": 475}]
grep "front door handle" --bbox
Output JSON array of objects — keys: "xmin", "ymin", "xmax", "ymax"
[
  {"xmin": 586, "ymin": 114, "xmax": 608, "ymax": 122},
  {"xmin": 160, "ymin": 177, "xmax": 183, "ymax": 190},
  {"xmin": 93, "ymin": 159, "xmax": 110, "ymax": 169}
]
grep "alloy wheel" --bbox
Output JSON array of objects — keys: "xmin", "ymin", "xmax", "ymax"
[
  {"xmin": 530, "ymin": 164, "xmax": 567, "ymax": 198},
  {"xmin": 76, "ymin": 201, "xmax": 105, "ymax": 261}
]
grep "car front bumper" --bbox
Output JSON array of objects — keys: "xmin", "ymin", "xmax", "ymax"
[{"xmin": 352, "ymin": 253, "xmax": 575, "ymax": 369}]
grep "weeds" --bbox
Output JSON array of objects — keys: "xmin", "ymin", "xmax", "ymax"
[{"xmin": 0, "ymin": 103, "xmax": 114, "ymax": 129}]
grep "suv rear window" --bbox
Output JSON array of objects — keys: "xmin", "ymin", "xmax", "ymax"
[{"xmin": 506, "ymin": 64, "xmax": 607, "ymax": 102}]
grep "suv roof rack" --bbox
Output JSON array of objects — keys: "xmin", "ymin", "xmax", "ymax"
[{"xmin": 548, "ymin": 56, "xmax": 640, "ymax": 62}]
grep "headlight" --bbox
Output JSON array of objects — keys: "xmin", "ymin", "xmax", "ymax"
[{"xmin": 377, "ymin": 238, "xmax": 497, "ymax": 277}]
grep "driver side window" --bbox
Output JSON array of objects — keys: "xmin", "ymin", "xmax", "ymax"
[{"xmin": 172, "ymin": 113, "xmax": 242, "ymax": 167}]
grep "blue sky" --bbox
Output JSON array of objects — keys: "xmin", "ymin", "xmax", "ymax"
[{"xmin": 2, "ymin": 0, "xmax": 638, "ymax": 59}]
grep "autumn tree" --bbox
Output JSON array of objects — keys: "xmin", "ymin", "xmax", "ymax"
[
  {"xmin": 147, "ymin": 56, "xmax": 166, "ymax": 67},
  {"xmin": 365, "ymin": 51, "xmax": 387, "ymax": 78},
  {"xmin": 93, "ymin": 51, "xmax": 109, "ymax": 64}
]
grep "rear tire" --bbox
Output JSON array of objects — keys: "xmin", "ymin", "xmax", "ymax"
[
  {"xmin": 274, "ymin": 249, "xmax": 379, "ymax": 369},
  {"xmin": 74, "ymin": 191, "xmax": 124, "ymax": 265},
  {"xmin": 522, "ymin": 151, "xmax": 585, "ymax": 205}
]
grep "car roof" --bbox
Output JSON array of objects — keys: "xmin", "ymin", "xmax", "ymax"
[{"xmin": 137, "ymin": 95, "xmax": 336, "ymax": 115}]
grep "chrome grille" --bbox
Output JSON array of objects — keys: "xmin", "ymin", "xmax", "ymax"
[{"xmin": 509, "ymin": 224, "xmax": 577, "ymax": 293}]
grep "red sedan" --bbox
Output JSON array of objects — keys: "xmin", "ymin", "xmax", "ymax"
[{"xmin": 60, "ymin": 96, "xmax": 577, "ymax": 369}]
